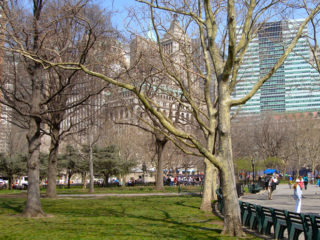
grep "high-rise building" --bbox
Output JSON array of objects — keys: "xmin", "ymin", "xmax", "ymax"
[
  {"xmin": 234, "ymin": 19, "xmax": 320, "ymax": 115},
  {"xmin": 0, "ymin": 6, "xmax": 11, "ymax": 153},
  {"xmin": 105, "ymin": 16, "xmax": 195, "ymax": 126}
]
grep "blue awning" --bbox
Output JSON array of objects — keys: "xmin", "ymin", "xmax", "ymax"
[{"xmin": 264, "ymin": 169, "xmax": 279, "ymax": 175}]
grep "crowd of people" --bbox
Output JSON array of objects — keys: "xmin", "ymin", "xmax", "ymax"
[{"xmin": 163, "ymin": 175, "xmax": 204, "ymax": 186}]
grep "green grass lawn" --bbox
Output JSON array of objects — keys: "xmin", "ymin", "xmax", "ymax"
[
  {"xmin": 0, "ymin": 194, "xmax": 260, "ymax": 240},
  {"xmin": 0, "ymin": 185, "xmax": 201, "ymax": 196},
  {"xmin": 54, "ymin": 185, "xmax": 202, "ymax": 195}
]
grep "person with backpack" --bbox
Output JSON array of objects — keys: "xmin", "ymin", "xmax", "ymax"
[{"xmin": 267, "ymin": 174, "xmax": 278, "ymax": 200}]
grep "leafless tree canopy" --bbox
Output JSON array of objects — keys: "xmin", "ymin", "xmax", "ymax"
[{"xmin": 2, "ymin": 0, "xmax": 320, "ymax": 235}]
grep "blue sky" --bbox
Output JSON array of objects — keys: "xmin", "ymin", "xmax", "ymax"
[{"xmin": 98, "ymin": 0, "xmax": 143, "ymax": 33}]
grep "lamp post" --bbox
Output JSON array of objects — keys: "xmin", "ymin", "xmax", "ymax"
[{"xmin": 251, "ymin": 158, "xmax": 255, "ymax": 184}]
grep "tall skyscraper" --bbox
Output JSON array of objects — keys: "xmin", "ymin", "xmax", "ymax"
[
  {"xmin": 0, "ymin": 6, "xmax": 11, "ymax": 153},
  {"xmin": 234, "ymin": 19, "xmax": 320, "ymax": 115}
]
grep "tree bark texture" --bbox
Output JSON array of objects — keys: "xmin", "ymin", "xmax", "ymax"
[
  {"xmin": 67, "ymin": 172, "xmax": 72, "ymax": 188},
  {"xmin": 8, "ymin": 176, "xmax": 13, "ymax": 190},
  {"xmin": 155, "ymin": 138, "xmax": 167, "ymax": 190},
  {"xmin": 89, "ymin": 144, "xmax": 94, "ymax": 193},
  {"xmin": 218, "ymin": 81, "xmax": 244, "ymax": 236},
  {"xmin": 23, "ymin": 115, "xmax": 45, "ymax": 217},
  {"xmin": 46, "ymin": 127, "xmax": 59, "ymax": 198},
  {"xmin": 82, "ymin": 172, "xmax": 87, "ymax": 189},
  {"xmin": 201, "ymin": 159, "xmax": 218, "ymax": 212},
  {"xmin": 105, "ymin": 174, "xmax": 109, "ymax": 187},
  {"xmin": 200, "ymin": 158, "xmax": 214, "ymax": 212}
]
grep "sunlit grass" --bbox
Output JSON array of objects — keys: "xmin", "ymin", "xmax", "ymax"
[
  {"xmin": 0, "ymin": 195, "xmax": 260, "ymax": 239},
  {"xmin": 54, "ymin": 185, "xmax": 202, "ymax": 195}
]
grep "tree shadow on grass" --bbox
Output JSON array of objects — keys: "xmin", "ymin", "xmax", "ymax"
[
  {"xmin": 102, "ymin": 206, "xmax": 223, "ymax": 239},
  {"xmin": 1, "ymin": 200, "xmax": 24, "ymax": 214},
  {"xmin": 174, "ymin": 200, "xmax": 200, "ymax": 209}
]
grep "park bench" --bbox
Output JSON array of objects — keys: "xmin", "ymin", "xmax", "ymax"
[
  {"xmin": 272, "ymin": 209, "xmax": 288, "ymax": 239},
  {"xmin": 309, "ymin": 214, "xmax": 320, "ymax": 239},
  {"xmin": 284, "ymin": 211, "xmax": 312, "ymax": 240},
  {"xmin": 239, "ymin": 201, "xmax": 250, "ymax": 226},
  {"xmin": 256, "ymin": 206, "xmax": 274, "ymax": 235},
  {"xmin": 248, "ymin": 183, "xmax": 263, "ymax": 193},
  {"xmin": 248, "ymin": 203, "xmax": 259, "ymax": 230},
  {"xmin": 237, "ymin": 201, "xmax": 320, "ymax": 239}
]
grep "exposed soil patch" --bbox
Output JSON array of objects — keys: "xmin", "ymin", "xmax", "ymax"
[{"xmin": 0, "ymin": 192, "xmax": 27, "ymax": 198}]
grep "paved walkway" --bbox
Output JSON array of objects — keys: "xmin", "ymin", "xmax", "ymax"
[
  {"xmin": 240, "ymin": 183, "xmax": 320, "ymax": 215},
  {"xmin": 57, "ymin": 192, "xmax": 198, "ymax": 198}
]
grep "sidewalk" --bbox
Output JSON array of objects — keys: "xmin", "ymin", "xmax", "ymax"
[
  {"xmin": 240, "ymin": 183, "xmax": 320, "ymax": 215},
  {"xmin": 57, "ymin": 192, "xmax": 199, "ymax": 198}
]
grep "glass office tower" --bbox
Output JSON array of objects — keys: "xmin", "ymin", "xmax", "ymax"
[{"xmin": 234, "ymin": 20, "xmax": 320, "ymax": 115}]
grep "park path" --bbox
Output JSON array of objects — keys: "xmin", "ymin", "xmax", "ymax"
[
  {"xmin": 57, "ymin": 192, "xmax": 198, "ymax": 198},
  {"xmin": 240, "ymin": 183, "xmax": 320, "ymax": 215}
]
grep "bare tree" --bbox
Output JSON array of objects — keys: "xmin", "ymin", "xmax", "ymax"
[
  {"xmin": 12, "ymin": 0, "xmax": 320, "ymax": 236},
  {"xmin": 0, "ymin": 0, "xmax": 112, "ymax": 215},
  {"xmin": 0, "ymin": 0, "xmax": 48, "ymax": 217},
  {"xmin": 101, "ymin": 123, "xmax": 153, "ymax": 185}
]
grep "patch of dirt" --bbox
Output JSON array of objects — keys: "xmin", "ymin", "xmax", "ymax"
[
  {"xmin": 8, "ymin": 213, "xmax": 55, "ymax": 218},
  {"xmin": 207, "ymin": 220, "xmax": 224, "ymax": 225},
  {"xmin": 0, "ymin": 192, "xmax": 27, "ymax": 198}
]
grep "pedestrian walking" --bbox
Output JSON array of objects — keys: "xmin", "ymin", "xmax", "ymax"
[
  {"xmin": 316, "ymin": 175, "xmax": 320, "ymax": 187},
  {"xmin": 293, "ymin": 179, "xmax": 302, "ymax": 213},
  {"xmin": 289, "ymin": 175, "xmax": 293, "ymax": 189},
  {"xmin": 303, "ymin": 175, "xmax": 308, "ymax": 190},
  {"xmin": 268, "ymin": 174, "xmax": 278, "ymax": 200},
  {"xmin": 264, "ymin": 175, "xmax": 270, "ymax": 190},
  {"xmin": 297, "ymin": 176, "xmax": 303, "ymax": 189}
]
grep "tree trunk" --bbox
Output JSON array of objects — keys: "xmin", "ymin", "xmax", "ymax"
[
  {"xmin": 155, "ymin": 138, "xmax": 167, "ymax": 190},
  {"xmin": 8, "ymin": 175, "xmax": 13, "ymax": 190},
  {"xmin": 23, "ymin": 116, "xmax": 45, "ymax": 217},
  {"xmin": 82, "ymin": 172, "xmax": 87, "ymax": 189},
  {"xmin": 105, "ymin": 174, "xmax": 109, "ymax": 187},
  {"xmin": 212, "ymin": 168, "xmax": 218, "ymax": 200},
  {"xmin": 217, "ymin": 81, "xmax": 244, "ymax": 236},
  {"xmin": 312, "ymin": 160, "xmax": 316, "ymax": 184},
  {"xmin": 67, "ymin": 172, "xmax": 72, "ymax": 189},
  {"xmin": 46, "ymin": 127, "xmax": 59, "ymax": 198},
  {"xmin": 89, "ymin": 143, "xmax": 94, "ymax": 193},
  {"xmin": 201, "ymin": 158, "xmax": 215, "ymax": 212},
  {"xmin": 220, "ymin": 166, "xmax": 244, "ymax": 235}
]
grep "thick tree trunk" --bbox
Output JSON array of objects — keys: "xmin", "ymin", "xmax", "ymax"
[
  {"xmin": 212, "ymin": 168, "xmax": 218, "ymax": 200},
  {"xmin": 89, "ymin": 144, "xmax": 94, "ymax": 193},
  {"xmin": 218, "ymin": 81, "xmax": 244, "ymax": 236},
  {"xmin": 105, "ymin": 174, "xmax": 109, "ymax": 187},
  {"xmin": 23, "ymin": 116, "xmax": 45, "ymax": 217},
  {"xmin": 155, "ymin": 138, "xmax": 167, "ymax": 190},
  {"xmin": 8, "ymin": 176, "xmax": 13, "ymax": 190},
  {"xmin": 201, "ymin": 158, "xmax": 214, "ymax": 211},
  {"xmin": 201, "ymin": 159, "xmax": 218, "ymax": 212},
  {"xmin": 82, "ymin": 172, "xmax": 87, "ymax": 189},
  {"xmin": 46, "ymin": 127, "xmax": 59, "ymax": 198},
  {"xmin": 67, "ymin": 172, "xmax": 72, "ymax": 189},
  {"xmin": 220, "ymin": 166, "xmax": 243, "ymax": 235}
]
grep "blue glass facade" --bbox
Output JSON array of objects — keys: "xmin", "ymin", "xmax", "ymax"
[{"xmin": 234, "ymin": 20, "xmax": 320, "ymax": 115}]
